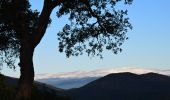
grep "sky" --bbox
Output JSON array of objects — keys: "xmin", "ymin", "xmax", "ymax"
[{"xmin": 1, "ymin": 0, "xmax": 170, "ymax": 77}]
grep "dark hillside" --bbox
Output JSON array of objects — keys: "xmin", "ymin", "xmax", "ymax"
[
  {"xmin": 66, "ymin": 72, "xmax": 170, "ymax": 100},
  {"xmin": 0, "ymin": 74, "xmax": 69, "ymax": 100}
]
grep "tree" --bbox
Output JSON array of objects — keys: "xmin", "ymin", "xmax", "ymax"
[{"xmin": 0, "ymin": 0, "xmax": 133, "ymax": 99}]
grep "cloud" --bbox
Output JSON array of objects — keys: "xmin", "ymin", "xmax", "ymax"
[{"xmin": 35, "ymin": 67, "xmax": 170, "ymax": 80}]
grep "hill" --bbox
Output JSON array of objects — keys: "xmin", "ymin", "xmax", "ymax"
[
  {"xmin": 2, "ymin": 72, "xmax": 170, "ymax": 100},
  {"xmin": 36, "ymin": 67, "xmax": 170, "ymax": 89},
  {"xmin": 0, "ymin": 74, "xmax": 69, "ymax": 100},
  {"xmin": 65, "ymin": 72, "xmax": 170, "ymax": 100}
]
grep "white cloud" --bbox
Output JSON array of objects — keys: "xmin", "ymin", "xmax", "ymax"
[{"xmin": 35, "ymin": 67, "xmax": 170, "ymax": 80}]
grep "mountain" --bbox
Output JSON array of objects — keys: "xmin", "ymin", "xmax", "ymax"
[
  {"xmin": 2, "ymin": 71, "xmax": 170, "ymax": 100},
  {"xmin": 35, "ymin": 67, "xmax": 170, "ymax": 79},
  {"xmin": 38, "ymin": 77, "xmax": 99, "ymax": 89},
  {"xmin": 36, "ymin": 67, "xmax": 170, "ymax": 89},
  {"xmin": 65, "ymin": 72, "xmax": 170, "ymax": 100}
]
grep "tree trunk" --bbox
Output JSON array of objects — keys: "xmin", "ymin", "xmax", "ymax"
[
  {"xmin": 15, "ymin": 44, "xmax": 35, "ymax": 100},
  {"xmin": 13, "ymin": 1, "xmax": 55, "ymax": 99}
]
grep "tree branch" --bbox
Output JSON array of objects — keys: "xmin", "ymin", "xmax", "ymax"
[
  {"xmin": 81, "ymin": 0, "xmax": 106, "ymax": 30},
  {"xmin": 32, "ymin": 0, "xmax": 53, "ymax": 47},
  {"xmin": 32, "ymin": 0, "xmax": 62, "ymax": 48},
  {"xmin": 52, "ymin": 0, "xmax": 66, "ymax": 8}
]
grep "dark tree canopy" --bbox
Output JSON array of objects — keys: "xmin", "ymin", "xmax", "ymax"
[
  {"xmin": 0, "ymin": 0, "xmax": 132, "ymax": 69},
  {"xmin": 0, "ymin": 0, "xmax": 40, "ymax": 68},
  {"xmin": 57, "ymin": 0, "xmax": 133, "ymax": 57},
  {"xmin": 0, "ymin": 0, "xmax": 133, "ymax": 99}
]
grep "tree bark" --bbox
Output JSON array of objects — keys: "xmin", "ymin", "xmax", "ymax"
[{"xmin": 15, "ymin": 44, "xmax": 35, "ymax": 100}]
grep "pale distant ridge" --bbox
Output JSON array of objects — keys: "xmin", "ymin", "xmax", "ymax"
[{"xmin": 35, "ymin": 67, "xmax": 170, "ymax": 80}]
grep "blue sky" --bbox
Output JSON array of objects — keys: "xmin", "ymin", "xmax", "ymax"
[{"xmin": 1, "ymin": 0, "xmax": 170, "ymax": 77}]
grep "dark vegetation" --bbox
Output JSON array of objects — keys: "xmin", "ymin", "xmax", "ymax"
[{"xmin": 0, "ymin": 74, "xmax": 70, "ymax": 100}]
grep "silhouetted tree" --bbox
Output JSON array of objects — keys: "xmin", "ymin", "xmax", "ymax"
[{"xmin": 0, "ymin": 0, "xmax": 133, "ymax": 99}]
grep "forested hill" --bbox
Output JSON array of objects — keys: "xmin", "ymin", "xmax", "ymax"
[{"xmin": 65, "ymin": 72, "xmax": 170, "ymax": 100}]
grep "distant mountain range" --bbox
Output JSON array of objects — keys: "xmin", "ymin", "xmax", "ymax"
[
  {"xmin": 38, "ymin": 77, "xmax": 99, "ymax": 89},
  {"xmin": 36, "ymin": 67, "xmax": 170, "ymax": 89},
  {"xmin": 65, "ymin": 72, "xmax": 170, "ymax": 100},
  {"xmin": 2, "ymin": 71, "xmax": 170, "ymax": 100}
]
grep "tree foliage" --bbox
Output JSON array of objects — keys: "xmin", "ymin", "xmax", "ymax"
[
  {"xmin": 0, "ymin": 0, "xmax": 132, "ymax": 66},
  {"xmin": 0, "ymin": 0, "xmax": 133, "ymax": 99},
  {"xmin": 0, "ymin": 0, "xmax": 40, "ymax": 69},
  {"xmin": 57, "ymin": 0, "xmax": 133, "ymax": 58}
]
